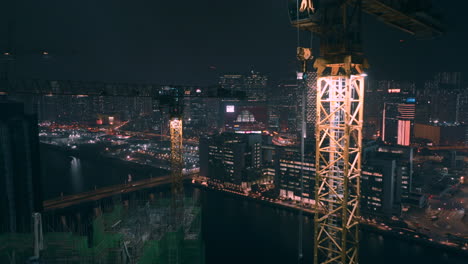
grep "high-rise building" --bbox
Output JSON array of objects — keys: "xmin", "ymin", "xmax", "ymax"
[
  {"xmin": 364, "ymin": 80, "xmax": 416, "ymax": 140},
  {"xmin": 364, "ymin": 80, "xmax": 385, "ymax": 139},
  {"xmin": 245, "ymin": 71, "xmax": 268, "ymax": 101},
  {"xmin": 219, "ymin": 71, "xmax": 268, "ymax": 101},
  {"xmin": 270, "ymin": 81, "xmax": 299, "ymax": 133},
  {"xmin": 275, "ymin": 146, "xmax": 315, "ymax": 203},
  {"xmin": 382, "ymin": 87, "xmax": 416, "ymax": 146},
  {"xmin": 199, "ymin": 133, "xmax": 262, "ymax": 188},
  {"xmin": 362, "ymin": 145, "xmax": 414, "ymax": 218},
  {"xmin": 361, "ymin": 147, "xmax": 413, "ymax": 217},
  {"xmin": 181, "ymin": 86, "xmax": 216, "ymax": 136},
  {"xmin": 457, "ymin": 88, "xmax": 468, "ymax": 145},
  {"xmin": 361, "ymin": 158, "xmax": 400, "ymax": 217},
  {"xmin": 420, "ymin": 72, "xmax": 463, "ymax": 124},
  {"xmin": 376, "ymin": 146, "xmax": 414, "ymax": 200},
  {"xmin": 0, "ymin": 99, "xmax": 43, "ymax": 233},
  {"xmin": 382, "ymin": 101, "xmax": 416, "ymax": 146}
]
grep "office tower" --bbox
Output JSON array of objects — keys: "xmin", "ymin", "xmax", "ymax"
[
  {"xmin": 361, "ymin": 146, "xmax": 414, "ymax": 217},
  {"xmin": 0, "ymin": 99, "xmax": 43, "ymax": 233},
  {"xmin": 219, "ymin": 71, "xmax": 268, "ymax": 101},
  {"xmin": 245, "ymin": 71, "xmax": 268, "ymax": 101},
  {"xmin": 421, "ymin": 72, "xmax": 463, "ymax": 124},
  {"xmin": 364, "ymin": 80, "xmax": 416, "ymax": 141},
  {"xmin": 364, "ymin": 80, "xmax": 385, "ymax": 139},
  {"xmin": 382, "ymin": 98, "xmax": 416, "ymax": 146},
  {"xmin": 271, "ymin": 81, "xmax": 300, "ymax": 133},
  {"xmin": 275, "ymin": 145, "xmax": 315, "ymax": 203},
  {"xmin": 199, "ymin": 133, "xmax": 262, "ymax": 188},
  {"xmin": 361, "ymin": 158, "xmax": 400, "ymax": 217},
  {"xmin": 376, "ymin": 146, "xmax": 414, "ymax": 200}
]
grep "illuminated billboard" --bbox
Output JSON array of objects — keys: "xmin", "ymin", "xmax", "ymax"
[{"xmin": 226, "ymin": 105, "xmax": 235, "ymax": 113}]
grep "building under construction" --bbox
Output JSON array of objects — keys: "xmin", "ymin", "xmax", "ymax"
[{"xmin": 0, "ymin": 198, "xmax": 203, "ymax": 264}]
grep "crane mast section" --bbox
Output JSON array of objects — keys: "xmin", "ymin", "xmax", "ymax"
[
  {"xmin": 170, "ymin": 117, "xmax": 184, "ymax": 223},
  {"xmin": 314, "ymin": 74, "xmax": 364, "ymax": 264}
]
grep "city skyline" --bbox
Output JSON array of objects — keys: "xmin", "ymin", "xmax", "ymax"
[{"xmin": 0, "ymin": 1, "xmax": 467, "ymax": 264}]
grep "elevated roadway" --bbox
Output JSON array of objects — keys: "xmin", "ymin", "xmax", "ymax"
[{"xmin": 44, "ymin": 173, "xmax": 196, "ymax": 211}]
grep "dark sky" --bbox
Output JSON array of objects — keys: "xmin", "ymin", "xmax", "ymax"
[{"xmin": 1, "ymin": 0, "xmax": 467, "ymax": 86}]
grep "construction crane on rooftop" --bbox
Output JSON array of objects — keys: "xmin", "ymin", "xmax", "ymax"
[{"xmin": 288, "ymin": 0, "xmax": 443, "ymax": 263}]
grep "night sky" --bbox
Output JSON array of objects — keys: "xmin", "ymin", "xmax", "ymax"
[{"xmin": 1, "ymin": 0, "xmax": 467, "ymax": 86}]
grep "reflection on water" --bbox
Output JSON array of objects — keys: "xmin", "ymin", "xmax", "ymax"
[
  {"xmin": 40, "ymin": 146, "xmax": 467, "ymax": 264},
  {"xmin": 69, "ymin": 156, "xmax": 83, "ymax": 193},
  {"xmin": 41, "ymin": 144, "xmax": 167, "ymax": 199}
]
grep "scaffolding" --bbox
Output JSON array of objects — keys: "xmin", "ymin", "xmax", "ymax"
[
  {"xmin": 109, "ymin": 198, "xmax": 203, "ymax": 264},
  {"xmin": 0, "ymin": 198, "xmax": 203, "ymax": 264}
]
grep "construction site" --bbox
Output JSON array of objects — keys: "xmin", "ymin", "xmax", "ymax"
[
  {"xmin": 0, "ymin": 196, "xmax": 203, "ymax": 264},
  {"xmin": 0, "ymin": 1, "xmax": 451, "ymax": 264}
]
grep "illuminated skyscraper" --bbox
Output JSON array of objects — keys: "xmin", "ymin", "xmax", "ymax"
[{"xmin": 382, "ymin": 101, "xmax": 415, "ymax": 146}]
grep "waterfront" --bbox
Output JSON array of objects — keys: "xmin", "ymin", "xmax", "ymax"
[
  {"xmin": 201, "ymin": 189, "xmax": 467, "ymax": 264},
  {"xmin": 40, "ymin": 143, "xmax": 167, "ymax": 199},
  {"xmin": 41, "ymin": 147, "xmax": 467, "ymax": 264}
]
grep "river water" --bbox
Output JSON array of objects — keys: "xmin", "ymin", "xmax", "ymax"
[{"xmin": 41, "ymin": 145, "xmax": 467, "ymax": 264}]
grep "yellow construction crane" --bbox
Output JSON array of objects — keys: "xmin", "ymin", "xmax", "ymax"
[
  {"xmin": 161, "ymin": 90, "xmax": 185, "ymax": 226},
  {"xmin": 289, "ymin": 1, "xmax": 442, "ymax": 263}
]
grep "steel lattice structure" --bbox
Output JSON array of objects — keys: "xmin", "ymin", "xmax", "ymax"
[
  {"xmin": 289, "ymin": 1, "xmax": 441, "ymax": 263},
  {"xmin": 314, "ymin": 73, "xmax": 364, "ymax": 264},
  {"xmin": 170, "ymin": 117, "xmax": 184, "ymax": 225},
  {"xmin": 306, "ymin": 71, "xmax": 318, "ymax": 137}
]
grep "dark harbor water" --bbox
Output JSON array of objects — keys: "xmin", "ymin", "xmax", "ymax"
[
  {"xmin": 40, "ymin": 144, "xmax": 167, "ymax": 199},
  {"xmin": 201, "ymin": 190, "xmax": 466, "ymax": 264},
  {"xmin": 41, "ymin": 145, "xmax": 467, "ymax": 264}
]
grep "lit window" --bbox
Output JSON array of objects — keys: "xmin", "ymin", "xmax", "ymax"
[{"xmin": 236, "ymin": 110, "xmax": 256, "ymax": 122}]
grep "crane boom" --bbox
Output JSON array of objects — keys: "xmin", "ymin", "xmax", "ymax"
[
  {"xmin": 290, "ymin": 0, "xmax": 442, "ymax": 37},
  {"xmin": 356, "ymin": 0, "xmax": 443, "ymax": 37}
]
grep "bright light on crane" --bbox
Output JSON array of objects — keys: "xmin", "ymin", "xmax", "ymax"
[
  {"xmin": 170, "ymin": 116, "xmax": 184, "ymax": 225},
  {"xmin": 300, "ymin": 0, "xmax": 315, "ymax": 12}
]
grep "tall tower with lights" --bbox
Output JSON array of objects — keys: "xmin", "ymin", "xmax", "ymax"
[{"xmin": 288, "ymin": 1, "xmax": 442, "ymax": 263}]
